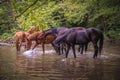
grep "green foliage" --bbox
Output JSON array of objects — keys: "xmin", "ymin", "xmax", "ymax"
[
  {"xmin": 1, "ymin": 33, "xmax": 12, "ymax": 39},
  {"xmin": 0, "ymin": 0, "xmax": 120, "ymax": 39},
  {"xmin": 106, "ymin": 29, "xmax": 120, "ymax": 39}
]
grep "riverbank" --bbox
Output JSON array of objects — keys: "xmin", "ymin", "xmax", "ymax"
[
  {"xmin": 0, "ymin": 37, "xmax": 119, "ymax": 47},
  {"xmin": 0, "ymin": 37, "xmax": 14, "ymax": 47}
]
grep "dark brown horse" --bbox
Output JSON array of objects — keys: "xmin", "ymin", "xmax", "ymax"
[{"xmin": 14, "ymin": 26, "xmax": 39, "ymax": 51}]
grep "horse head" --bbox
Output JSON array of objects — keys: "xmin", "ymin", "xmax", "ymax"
[{"xmin": 26, "ymin": 37, "xmax": 32, "ymax": 50}]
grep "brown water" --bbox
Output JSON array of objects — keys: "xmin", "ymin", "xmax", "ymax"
[{"xmin": 0, "ymin": 42, "xmax": 120, "ymax": 80}]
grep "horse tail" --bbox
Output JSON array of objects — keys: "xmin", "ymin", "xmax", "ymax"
[{"xmin": 99, "ymin": 32, "xmax": 104, "ymax": 55}]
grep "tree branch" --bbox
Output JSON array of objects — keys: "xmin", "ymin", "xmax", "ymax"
[
  {"xmin": 0, "ymin": 0, "xmax": 39, "ymax": 25},
  {"xmin": 14, "ymin": 0, "xmax": 38, "ymax": 20}
]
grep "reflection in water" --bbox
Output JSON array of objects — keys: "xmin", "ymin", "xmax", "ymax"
[{"xmin": 0, "ymin": 42, "xmax": 120, "ymax": 80}]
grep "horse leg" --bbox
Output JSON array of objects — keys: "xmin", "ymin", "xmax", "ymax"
[
  {"xmin": 80, "ymin": 45, "xmax": 84, "ymax": 54},
  {"xmin": 93, "ymin": 42, "xmax": 98, "ymax": 58},
  {"xmin": 84, "ymin": 43, "xmax": 88, "ymax": 53},
  {"xmin": 57, "ymin": 43, "xmax": 61, "ymax": 55},
  {"xmin": 78, "ymin": 45, "xmax": 84, "ymax": 54},
  {"xmin": 59, "ymin": 43, "xmax": 65, "ymax": 55},
  {"xmin": 61, "ymin": 43, "xmax": 64, "ymax": 54},
  {"xmin": 19, "ymin": 42, "xmax": 22, "ymax": 51},
  {"xmin": 32, "ymin": 42, "xmax": 39, "ymax": 50},
  {"xmin": 58, "ymin": 44, "xmax": 61, "ymax": 55},
  {"xmin": 58, "ymin": 43, "xmax": 65, "ymax": 54},
  {"xmin": 71, "ymin": 44, "xmax": 76, "ymax": 58},
  {"xmin": 78, "ymin": 45, "xmax": 82, "ymax": 52},
  {"xmin": 65, "ymin": 45, "xmax": 70, "ymax": 58},
  {"xmin": 63, "ymin": 43, "xmax": 67, "ymax": 54},
  {"xmin": 16, "ymin": 42, "xmax": 19, "ymax": 51}
]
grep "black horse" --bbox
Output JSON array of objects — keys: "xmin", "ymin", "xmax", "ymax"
[
  {"xmin": 53, "ymin": 27, "xmax": 104, "ymax": 58},
  {"xmin": 86, "ymin": 27, "xmax": 104, "ymax": 56}
]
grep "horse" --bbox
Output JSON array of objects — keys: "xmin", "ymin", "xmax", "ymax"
[
  {"xmin": 25, "ymin": 30, "xmax": 56, "ymax": 54},
  {"xmin": 25, "ymin": 27, "xmax": 65, "ymax": 53},
  {"xmin": 14, "ymin": 31, "xmax": 26, "ymax": 51},
  {"xmin": 86, "ymin": 27, "xmax": 104, "ymax": 56},
  {"xmin": 53, "ymin": 27, "xmax": 104, "ymax": 58},
  {"xmin": 14, "ymin": 26, "xmax": 39, "ymax": 51},
  {"xmin": 26, "ymin": 31, "xmax": 41, "ymax": 50},
  {"xmin": 70, "ymin": 27, "xmax": 88, "ymax": 54},
  {"xmin": 39, "ymin": 27, "xmax": 68, "ymax": 54},
  {"xmin": 36, "ymin": 32, "xmax": 57, "ymax": 54}
]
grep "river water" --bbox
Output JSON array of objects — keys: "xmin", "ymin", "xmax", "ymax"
[{"xmin": 0, "ymin": 41, "xmax": 120, "ymax": 80}]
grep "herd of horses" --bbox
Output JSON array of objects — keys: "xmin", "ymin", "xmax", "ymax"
[{"xmin": 13, "ymin": 26, "xmax": 104, "ymax": 58}]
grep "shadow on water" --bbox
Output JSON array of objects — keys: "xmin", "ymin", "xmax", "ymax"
[{"xmin": 0, "ymin": 42, "xmax": 120, "ymax": 80}]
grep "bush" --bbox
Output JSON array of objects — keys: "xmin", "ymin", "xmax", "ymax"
[
  {"xmin": 106, "ymin": 29, "xmax": 120, "ymax": 39},
  {"xmin": 1, "ymin": 33, "xmax": 12, "ymax": 39}
]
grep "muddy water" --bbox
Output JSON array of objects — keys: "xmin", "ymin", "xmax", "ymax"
[{"xmin": 0, "ymin": 42, "xmax": 120, "ymax": 80}]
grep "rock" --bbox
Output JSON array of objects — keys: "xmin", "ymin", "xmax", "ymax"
[
  {"xmin": 4, "ymin": 37, "xmax": 15, "ymax": 44},
  {"xmin": 0, "ymin": 43, "xmax": 11, "ymax": 47}
]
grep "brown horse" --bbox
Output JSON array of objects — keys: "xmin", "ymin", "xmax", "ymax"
[
  {"xmin": 14, "ymin": 26, "xmax": 39, "ymax": 51},
  {"xmin": 26, "ymin": 31, "xmax": 41, "ymax": 50},
  {"xmin": 14, "ymin": 31, "xmax": 26, "ymax": 51},
  {"xmin": 37, "ymin": 33, "xmax": 56, "ymax": 54},
  {"xmin": 26, "ymin": 31, "xmax": 56, "ymax": 54}
]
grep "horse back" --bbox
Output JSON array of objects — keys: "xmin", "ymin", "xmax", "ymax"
[
  {"xmin": 66, "ymin": 30, "xmax": 77, "ymax": 43},
  {"xmin": 67, "ymin": 29, "xmax": 89, "ymax": 44},
  {"xmin": 86, "ymin": 27, "xmax": 103, "ymax": 41}
]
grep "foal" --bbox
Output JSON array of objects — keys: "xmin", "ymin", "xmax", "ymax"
[{"xmin": 14, "ymin": 26, "xmax": 39, "ymax": 51}]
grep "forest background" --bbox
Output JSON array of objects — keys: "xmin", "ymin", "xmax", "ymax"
[{"xmin": 0, "ymin": 0, "xmax": 120, "ymax": 39}]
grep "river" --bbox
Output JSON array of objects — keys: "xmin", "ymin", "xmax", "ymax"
[{"xmin": 0, "ymin": 41, "xmax": 120, "ymax": 80}]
